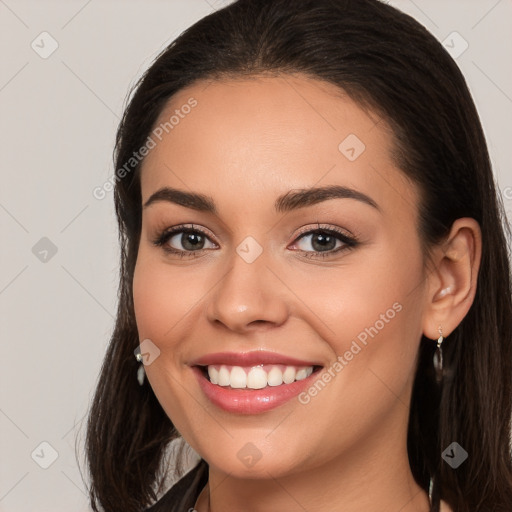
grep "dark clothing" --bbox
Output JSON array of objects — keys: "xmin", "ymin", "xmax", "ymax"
[{"xmin": 145, "ymin": 459, "xmax": 208, "ymax": 511}]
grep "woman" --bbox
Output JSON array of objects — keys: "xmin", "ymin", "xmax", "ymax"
[{"xmin": 84, "ymin": 0, "xmax": 512, "ymax": 511}]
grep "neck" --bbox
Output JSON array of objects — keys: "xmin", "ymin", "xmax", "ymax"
[{"xmin": 198, "ymin": 419, "xmax": 430, "ymax": 512}]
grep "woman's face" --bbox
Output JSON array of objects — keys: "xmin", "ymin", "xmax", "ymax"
[{"xmin": 133, "ymin": 74, "xmax": 429, "ymax": 478}]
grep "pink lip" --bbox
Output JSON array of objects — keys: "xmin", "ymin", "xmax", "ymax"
[
  {"xmin": 190, "ymin": 351, "xmax": 322, "ymax": 414},
  {"xmin": 190, "ymin": 351, "xmax": 319, "ymax": 367}
]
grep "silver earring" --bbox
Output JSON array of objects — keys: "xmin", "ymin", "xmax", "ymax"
[
  {"xmin": 429, "ymin": 329, "xmax": 444, "ymax": 508},
  {"xmin": 433, "ymin": 326, "xmax": 444, "ymax": 385},
  {"xmin": 135, "ymin": 352, "xmax": 146, "ymax": 386}
]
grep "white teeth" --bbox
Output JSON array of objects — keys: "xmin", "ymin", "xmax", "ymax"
[
  {"xmin": 218, "ymin": 366, "xmax": 230, "ymax": 386},
  {"xmin": 267, "ymin": 366, "xmax": 283, "ymax": 387},
  {"xmin": 205, "ymin": 364, "xmax": 315, "ymax": 389},
  {"xmin": 283, "ymin": 366, "xmax": 296, "ymax": 384},
  {"xmin": 247, "ymin": 367, "xmax": 267, "ymax": 389},
  {"xmin": 296, "ymin": 367, "xmax": 313, "ymax": 381},
  {"xmin": 295, "ymin": 368, "xmax": 308, "ymax": 381},
  {"xmin": 208, "ymin": 366, "xmax": 219, "ymax": 384},
  {"xmin": 230, "ymin": 366, "xmax": 247, "ymax": 388}
]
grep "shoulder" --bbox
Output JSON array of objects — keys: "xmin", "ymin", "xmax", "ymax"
[{"xmin": 144, "ymin": 459, "xmax": 208, "ymax": 512}]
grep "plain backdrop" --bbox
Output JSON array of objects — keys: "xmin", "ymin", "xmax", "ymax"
[{"xmin": 1, "ymin": 0, "xmax": 511, "ymax": 510}]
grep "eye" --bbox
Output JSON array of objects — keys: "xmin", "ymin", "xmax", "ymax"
[
  {"xmin": 152, "ymin": 224, "xmax": 217, "ymax": 257},
  {"xmin": 152, "ymin": 223, "xmax": 358, "ymax": 259},
  {"xmin": 290, "ymin": 225, "xmax": 358, "ymax": 258}
]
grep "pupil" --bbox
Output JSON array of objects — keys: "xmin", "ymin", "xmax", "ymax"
[
  {"xmin": 182, "ymin": 232, "xmax": 204, "ymax": 251},
  {"xmin": 312, "ymin": 233, "xmax": 335, "ymax": 251}
]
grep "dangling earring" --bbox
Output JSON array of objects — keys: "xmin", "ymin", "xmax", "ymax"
[
  {"xmin": 428, "ymin": 327, "xmax": 444, "ymax": 510},
  {"xmin": 428, "ymin": 473, "xmax": 441, "ymax": 511},
  {"xmin": 135, "ymin": 352, "xmax": 146, "ymax": 386},
  {"xmin": 433, "ymin": 326, "xmax": 444, "ymax": 385}
]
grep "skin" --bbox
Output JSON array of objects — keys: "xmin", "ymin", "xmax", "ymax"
[{"xmin": 132, "ymin": 74, "xmax": 481, "ymax": 512}]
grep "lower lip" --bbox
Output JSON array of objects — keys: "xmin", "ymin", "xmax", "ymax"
[{"xmin": 192, "ymin": 366, "xmax": 320, "ymax": 414}]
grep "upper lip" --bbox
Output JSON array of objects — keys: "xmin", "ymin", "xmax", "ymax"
[{"xmin": 190, "ymin": 351, "xmax": 321, "ymax": 367}]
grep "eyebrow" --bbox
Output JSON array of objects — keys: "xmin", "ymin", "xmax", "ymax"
[{"xmin": 142, "ymin": 184, "xmax": 379, "ymax": 213}]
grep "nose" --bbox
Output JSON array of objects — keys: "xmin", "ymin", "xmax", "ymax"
[{"xmin": 205, "ymin": 246, "xmax": 289, "ymax": 333}]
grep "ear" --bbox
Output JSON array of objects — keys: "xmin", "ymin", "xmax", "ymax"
[{"xmin": 422, "ymin": 218, "xmax": 482, "ymax": 340}]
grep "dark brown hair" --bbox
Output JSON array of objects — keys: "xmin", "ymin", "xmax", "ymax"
[{"xmin": 84, "ymin": 1, "xmax": 512, "ymax": 510}]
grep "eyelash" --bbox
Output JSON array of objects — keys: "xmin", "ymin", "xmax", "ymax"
[{"xmin": 151, "ymin": 223, "xmax": 359, "ymax": 260}]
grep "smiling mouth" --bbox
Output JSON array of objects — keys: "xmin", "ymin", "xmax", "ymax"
[{"xmin": 197, "ymin": 364, "xmax": 323, "ymax": 390}]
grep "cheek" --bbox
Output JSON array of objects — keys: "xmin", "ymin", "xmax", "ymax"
[
  {"xmin": 132, "ymin": 262, "xmax": 170, "ymax": 341},
  {"xmin": 131, "ymin": 250, "xmax": 200, "ymax": 398},
  {"xmin": 132, "ymin": 250, "xmax": 207, "ymax": 341},
  {"xmin": 287, "ymin": 239, "xmax": 424, "ymax": 352},
  {"xmin": 303, "ymin": 244, "xmax": 424, "ymax": 407},
  {"xmin": 295, "ymin": 242, "xmax": 423, "ymax": 390},
  {"xmin": 273, "ymin": 249, "xmax": 425, "ymax": 468},
  {"xmin": 132, "ymin": 251, "xmax": 210, "ymax": 436}
]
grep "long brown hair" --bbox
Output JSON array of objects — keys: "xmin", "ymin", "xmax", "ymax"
[{"xmin": 84, "ymin": 1, "xmax": 512, "ymax": 510}]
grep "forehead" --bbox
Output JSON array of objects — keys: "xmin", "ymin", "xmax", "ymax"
[{"xmin": 139, "ymin": 74, "xmax": 417, "ymax": 218}]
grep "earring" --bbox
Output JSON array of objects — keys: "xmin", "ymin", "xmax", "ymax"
[
  {"xmin": 428, "ymin": 473, "xmax": 441, "ymax": 510},
  {"xmin": 135, "ymin": 352, "xmax": 146, "ymax": 386},
  {"xmin": 433, "ymin": 326, "xmax": 444, "ymax": 385}
]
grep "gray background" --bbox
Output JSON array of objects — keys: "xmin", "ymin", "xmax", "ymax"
[{"xmin": 1, "ymin": 0, "xmax": 511, "ymax": 510}]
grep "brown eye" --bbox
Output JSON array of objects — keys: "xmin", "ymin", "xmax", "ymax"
[
  {"xmin": 153, "ymin": 225, "xmax": 218, "ymax": 256},
  {"xmin": 296, "ymin": 231, "xmax": 339, "ymax": 252},
  {"xmin": 292, "ymin": 228, "xmax": 357, "ymax": 257},
  {"xmin": 170, "ymin": 231, "xmax": 207, "ymax": 251}
]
